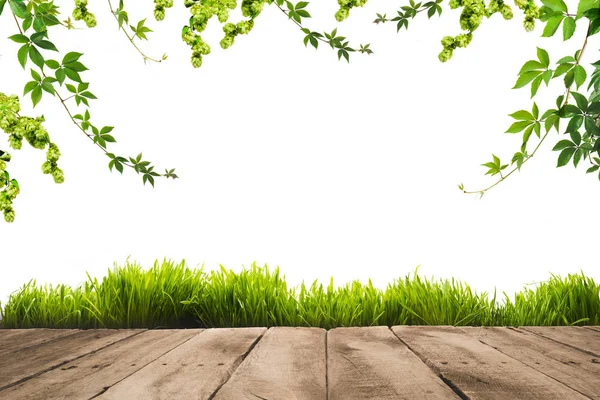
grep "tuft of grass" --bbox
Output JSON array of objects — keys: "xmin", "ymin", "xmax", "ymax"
[{"xmin": 1, "ymin": 259, "xmax": 598, "ymax": 329}]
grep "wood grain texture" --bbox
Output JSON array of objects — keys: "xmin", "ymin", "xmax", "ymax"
[
  {"xmin": 0, "ymin": 329, "xmax": 77, "ymax": 357},
  {"xmin": 459, "ymin": 326, "xmax": 600, "ymax": 398},
  {"xmin": 98, "ymin": 327, "xmax": 266, "ymax": 400},
  {"xmin": 0, "ymin": 329, "xmax": 143, "ymax": 391},
  {"xmin": 213, "ymin": 327, "xmax": 327, "ymax": 400},
  {"xmin": 328, "ymin": 326, "xmax": 460, "ymax": 400},
  {"xmin": 520, "ymin": 326, "xmax": 600, "ymax": 357},
  {"xmin": 391, "ymin": 326, "xmax": 589, "ymax": 400},
  {"xmin": 0, "ymin": 329, "xmax": 200, "ymax": 400}
]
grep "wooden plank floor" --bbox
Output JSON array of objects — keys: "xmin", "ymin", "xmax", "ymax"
[{"xmin": 0, "ymin": 326, "xmax": 599, "ymax": 399}]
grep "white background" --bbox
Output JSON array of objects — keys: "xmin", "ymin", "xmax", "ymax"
[{"xmin": 1, "ymin": 0, "xmax": 598, "ymax": 306}]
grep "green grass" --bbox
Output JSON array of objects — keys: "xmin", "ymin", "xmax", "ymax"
[{"xmin": 0, "ymin": 258, "xmax": 598, "ymax": 329}]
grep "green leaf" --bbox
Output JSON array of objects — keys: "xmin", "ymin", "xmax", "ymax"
[
  {"xmin": 518, "ymin": 60, "xmax": 544, "ymax": 75},
  {"xmin": 562, "ymin": 16, "xmax": 576, "ymax": 40},
  {"xmin": 8, "ymin": 34, "xmax": 29, "ymax": 43},
  {"xmin": 577, "ymin": 0, "xmax": 600, "ymax": 18},
  {"xmin": 31, "ymin": 86, "xmax": 42, "ymax": 107},
  {"xmin": 564, "ymin": 69, "xmax": 575, "ymax": 87},
  {"xmin": 45, "ymin": 59, "xmax": 59, "ymax": 69},
  {"xmin": 62, "ymin": 51, "xmax": 83, "ymax": 64},
  {"xmin": 506, "ymin": 120, "xmax": 533, "ymax": 133},
  {"xmin": 537, "ymin": 47, "xmax": 550, "ymax": 67},
  {"xmin": 17, "ymin": 44, "xmax": 29, "ymax": 68},
  {"xmin": 522, "ymin": 124, "xmax": 534, "ymax": 144},
  {"xmin": 531, "ymin": 74, "xmax": 544, "ymax": 97},
  {"xmin": 9, "ymin": 0, "xmax": 28, "ymax": 18},
  {"xmin": 55, "ymin": 68, "xmax": 65, "ymax": 85},
  {"xmin": 63, "ymin": 67, "xmax": 82, "ymax": 83},
  {"xmin": 570, "ymin": 130, "xmax": 582, "ymax": 145},
  {"xmin": 509, "ymin": 110, "xmax": 534, "ymax": 120},
  {"xmin": 573, "ymin": 148, "xmax": 583, "ymax": 167},
  {"xmin": 100, "ymin": 126, "xmax": 114, "ymax": 134},
  {"xmin": 30, "ymin": 68, "xmax": 41, "ymax": 81},
  {"xmin": 565, "ymin": 115, "xmax": 582, "ymax": 133},
  {"xmin": 571, "ymin": 92, "xmax": 588, "ymax": 110},
  {"xmin": 23, "ymin": 81, "xmax": 37, "ymax": 95},
  {"xmin": 552, "ymin": 139, "xmax": 575, "ymax": 150},
  {"xmin": 553, "ymin": 62, "xmax": 574, "ymax": 77},
  {"xmin": 35, "ymin": 40, "xmax": 58, "ymax": 51},
  {"xmin": 541, "ymin": 0, "xmax": 567, "ymax": 12},
  {"xmin": 557, "ymin": 147, "xmax": 576, "ymax": 166},
  {"xmin": 80, "ymin": 91, "xmax": 97, "ymax": 99},
  {"xmin": 0, "ymin": 0, "xmax": 6, "ymax": 15},
  {"xmin": 41, "ymin": 80, "xmax": 55, "ymax": 95},
  {"xmin": 532, "ymin": 102, "xmax": 539, "ymax": 119},
  {"xmin": 513, "ymin": 71, "xmax": 542, "ymax": 89},
  {"xmin": 28, "ymin": 45, "xmax": 44, "ymax": 69},
  {"xmin": 573, "ymin": 65, "xmax": 587, "ymax": 88},
  {"xmin": 65, "ymin": 83, "xmax": 77, "ymax": 93},
  {"xmin": 542, "ymin": 15, "xmax": 564, "ymax": 37},
  {"xmin": 586, "ymin": 165, "xmax": 599, "ymax": 173}
]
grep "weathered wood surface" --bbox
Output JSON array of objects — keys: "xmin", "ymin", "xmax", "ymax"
[
  {"xmin": 0, "ymin": 329, "xmax": 143, "ymax": 391},
  {"xmin": 0, "ymin": 326, "xmax": 599, "ymax": 400},
  {"xmin": 459, "ymin": 327, "xmax": 600, "ymax": 399},
  {"xmin": 328, "ymin": 326, "xmax": 460, "ymax": 399},
  {"xmin": 0, "ymin": 330, "xmax": 200, "ymax": 400},
  {"xmin": 391, "ymin": 326, "xmax": 590, "ymax": 399},
  {"xmin": 213, "ymin": 327, "xmax": 326, "ymax": 400},
  {"xmin": 520, "ymin": 326, "xmax": 600, "ymax": 356},
  {"xmin": 98, "ymin": 327, "xmax": 266, "ymax": 399}
]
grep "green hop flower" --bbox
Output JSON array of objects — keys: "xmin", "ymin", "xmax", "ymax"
[
  {"xmin": 220, "ymin": 35, "xmax": 235, "ymax": 49},
  {"xmin": 223, "ymin": 22, "xmax": 237, "ymax": 35},
  {"xmin": 42, "ymin": 161, "xmax": 54, "ymax": 174},
  {"xmin": 0, "ymin": 161, "xmax": 5, "ymax": 171},
  {"xmin": 335, "ymin": 7, "xmax": 350, "ymax": 22},
  {"xmin": 441, "ymin": 36, "xmax": 455, "ymax": 47},
  {"xmin": 449, "ymin": 0, "xmax": 462, "ymax": 8},
  {"xmin": 75, "ymin": 0, "xmax": 88, "ymax": 7},
  {"xmin": 84, "ymin": 12, "xmax": 97, "ymax": 28},
  {"xmin": 217, "ymin": 9, "xmax": 229, "ymax": 23},
  {"xmin": 514, "ymin": 0, "xmax": 527, "ymax": 8},
  {"xmin": 338, "ymin": 0, "xmax": 351, "ymax": 5},
  {"xmin": 154, "ymin": 7, "xmax": 166, "ymax": 21},
  {"xmin": 455, "ymin": 33, "xmax": 472, "ymax": 47},
  {"xmin": 72, "ymin": 8, "xmax": 83, "ymax": 20},
  {"xmin": 225, "ymin": 0, "xmax": 237, "ymax": 9},
  {"xmin": 52, "ymin": 168, "xmax": 64, "ymax": 184},
  {"xmin": 0, "ymin": 151, "xmax": 10, "ymax": 162},
  {"xmin": 47, "ymin": 143, "xmax": 61, "ymax": 162},
  {"xmin": 184, "ymin": 0, "xmax": 195, "ymax": 6},
  {"xmin": 6, "ymin": 184, "xmax": 19, "ymax": 199},
  {"xmin": 237, "ymin": 20, "xmax": 254, "ymax": 34},
  {"xmin": 191, "ymin": 54, "xmax": 203, "ymax": 68},
  {"xmin": 525, "ymin": 5, "xmax": 539, "ymax": 18},
  {"xmin": 4, "ymin": 207, "xmax": 15, "ymax": 223},
  {"xmin": 438, "ymin": 48, "xmax": 453, "ymax": 62},
  {"xmin": 8, "ymin": 135, "xmax": 22, "ymax": 150},
  {"xmin": 192, "ymin": 40, "xmax": 211, "ymax": 55},
  {"xmin": 500, "ymin": 4, "xmax": 513, "ymax": 19},
  {"xmin": 523, "ymin": 17, "xmax": 535, "ymax": 32}
]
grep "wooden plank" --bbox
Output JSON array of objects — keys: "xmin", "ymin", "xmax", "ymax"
[
  {"xmin": 391, "ymin": 326, "xmax": 589, "ymax": 399},
  {"xmin": 584, "ymin": 325, "xmax": 600, "ymax": 333},
  {"xmin": 213, "ymin": 327, "xmax": 327, "ymax": 400},
  {"xmin": 98, "ymin": 327, "xmax": 266, "ymax": 399},
  {"xmin": 459, "ymin": 327, "xmax": 600, "ymax": 398},
  {"xmin": 0, "ymin": 329, "xmax": 77, "ymax": 356},
  {"xmin": 0, "ymin": 330, "xmax": 201, "ymax": 400},
  {"xmin": 520, "ymin": 326, "xmax": 600, "ymax": 356},
  {"xmin": 327, "ymin": 326, "xmax": 460, "ymax": 400},
  {"xmin": 0, "ymin": 329, "xmax": 143, "ymax": 391}
]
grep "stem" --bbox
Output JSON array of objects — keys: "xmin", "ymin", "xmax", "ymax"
[
  {"xmin": 463, "ymin": 20, "xmax": 593, "ymax": 197},
  {"xmin": 10, "ymin": 11, "xmax": 138, "ymax": 171},
  {"xmin": 106, "ymin": 0, "xmax": 163, "ymax": 64}
]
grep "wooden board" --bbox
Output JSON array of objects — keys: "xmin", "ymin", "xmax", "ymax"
[
  {"xmin": 0, "ymin": 330, "xmax": 201, "ymax": 400},
  {"xmin": 328, "ymin": 326, "xmax": 460, "ymax": 400},
  {"xmin": 520, "ymin": 326, "xmax": 600, "ymax": 356},
  {"xmin": 391, "ymin": 326, "xmax": 589, "ymax": 399},
  {"xmin": 213, "ymin": 327, "xmax": 327, "ymax": 400},
  {"xmin": 0, "ymin": 329, "xmax": 143, "ymax": 391},
  {"xmin": 459, "ymin": 327, "xmax": 600, "ymax": 398},
  {"xmin": 0, "ymin": 329, "xmax": 77, "ymax": 357},
  {"xmin": 98, "ymin": 327, "xmax": 266, "ymax": 399}
]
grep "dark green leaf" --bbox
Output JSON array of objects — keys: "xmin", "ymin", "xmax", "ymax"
[
  {"xmin": 30, "ymin": 68, "xmax": 41, "ymax": 81},
  {"xmin": 573, "ymin": 65, "xmax": 587, "ymax": 89},
  {"xmin": 55, "ymin": 68, "xmax": 65, "ymax": 85},
  {"xmin": 23, "ymin": 81, "xmax": 37, "ymax": 95},
  {"xmin": 9, "ymin": 0, "xmax": 28, "ymax": 18},
  {"xmin": 35, "ymin": 40, "xmax": 58, "ymax": 51},
  {"xmin": 62, "ymin": 51, "xmax": 83, "ymax": 64},
  {"xmin": 557, "ymin": 147, "xmax": 576, "ymax": 166},
  {"xmin": 31, "ymin": 86, "xmax": 42, "ymax": 107},
  {"xmin": 542, "ymin": 15, "xmax": 564, "ymax": 37},
  {"xmin": 28, "ymin": 45, "xmax": 44, "ymax": 69},
  {"xmin": 17, "ymin": 44, "xmax": 29, "ymax": 68},
  {"xmin": 45, "ymin": 59, "xmax": 59, "ymax": 69},
  {"xmin": 552, "ymin": 139, "xmax": 575, "ymax": 150},
  {"xmin": 63, "ymin": 67, "xmax": 82, "ymax": 83},
  {"xmin": 8, "ymin": 34, "xmax": 29, "ymax": 43}
]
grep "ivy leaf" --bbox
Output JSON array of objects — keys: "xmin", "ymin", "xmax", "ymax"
[
  {"xmin": 562, "ymin": 16, "xmax": 576, "ymax": 40},
  {"xmin": 63, "ymin": 67, "xmax": 82, "ymax": 82},
  {"xmin": 542, "ymin": 15, "xmax": 564, "ymax": 37},
  {"xmin": 537, "ymin": 47, "xmax": 550, "ymax": 68},
  {"xmin": 28, "ymin": 45, "xmax": 44, "ymax": 69},
  {"xmin": 541, "ymin": 0, "xmax": 567, "ymax": 12},
  {"xmin": 31, "ymin": 86, "xmax": 42, "ymax": 107},
  {"xmin": 557, "ymin": 147, "xmax": 576, "ymax": 166},
  {"xmin": 17, "ymin": 44, "xmax": 29, "ymax": 68},
  {"xmin": 573, "ymin": 65, "xmax": 587, "ymax": 88},
  {"xmin": 62, "ymin": 51, "xmax": 83, "ymax": 64},
  {"xmin": 35, "ymin": 40, "xmax": 58, "ymax": 51},
  {"xmin": 8, "ymin": 34, "xmax": 29, "ymax": 43},
  {"xmin": 552, "ymin": 139, "xmax": 575, "ymax": 151}
]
